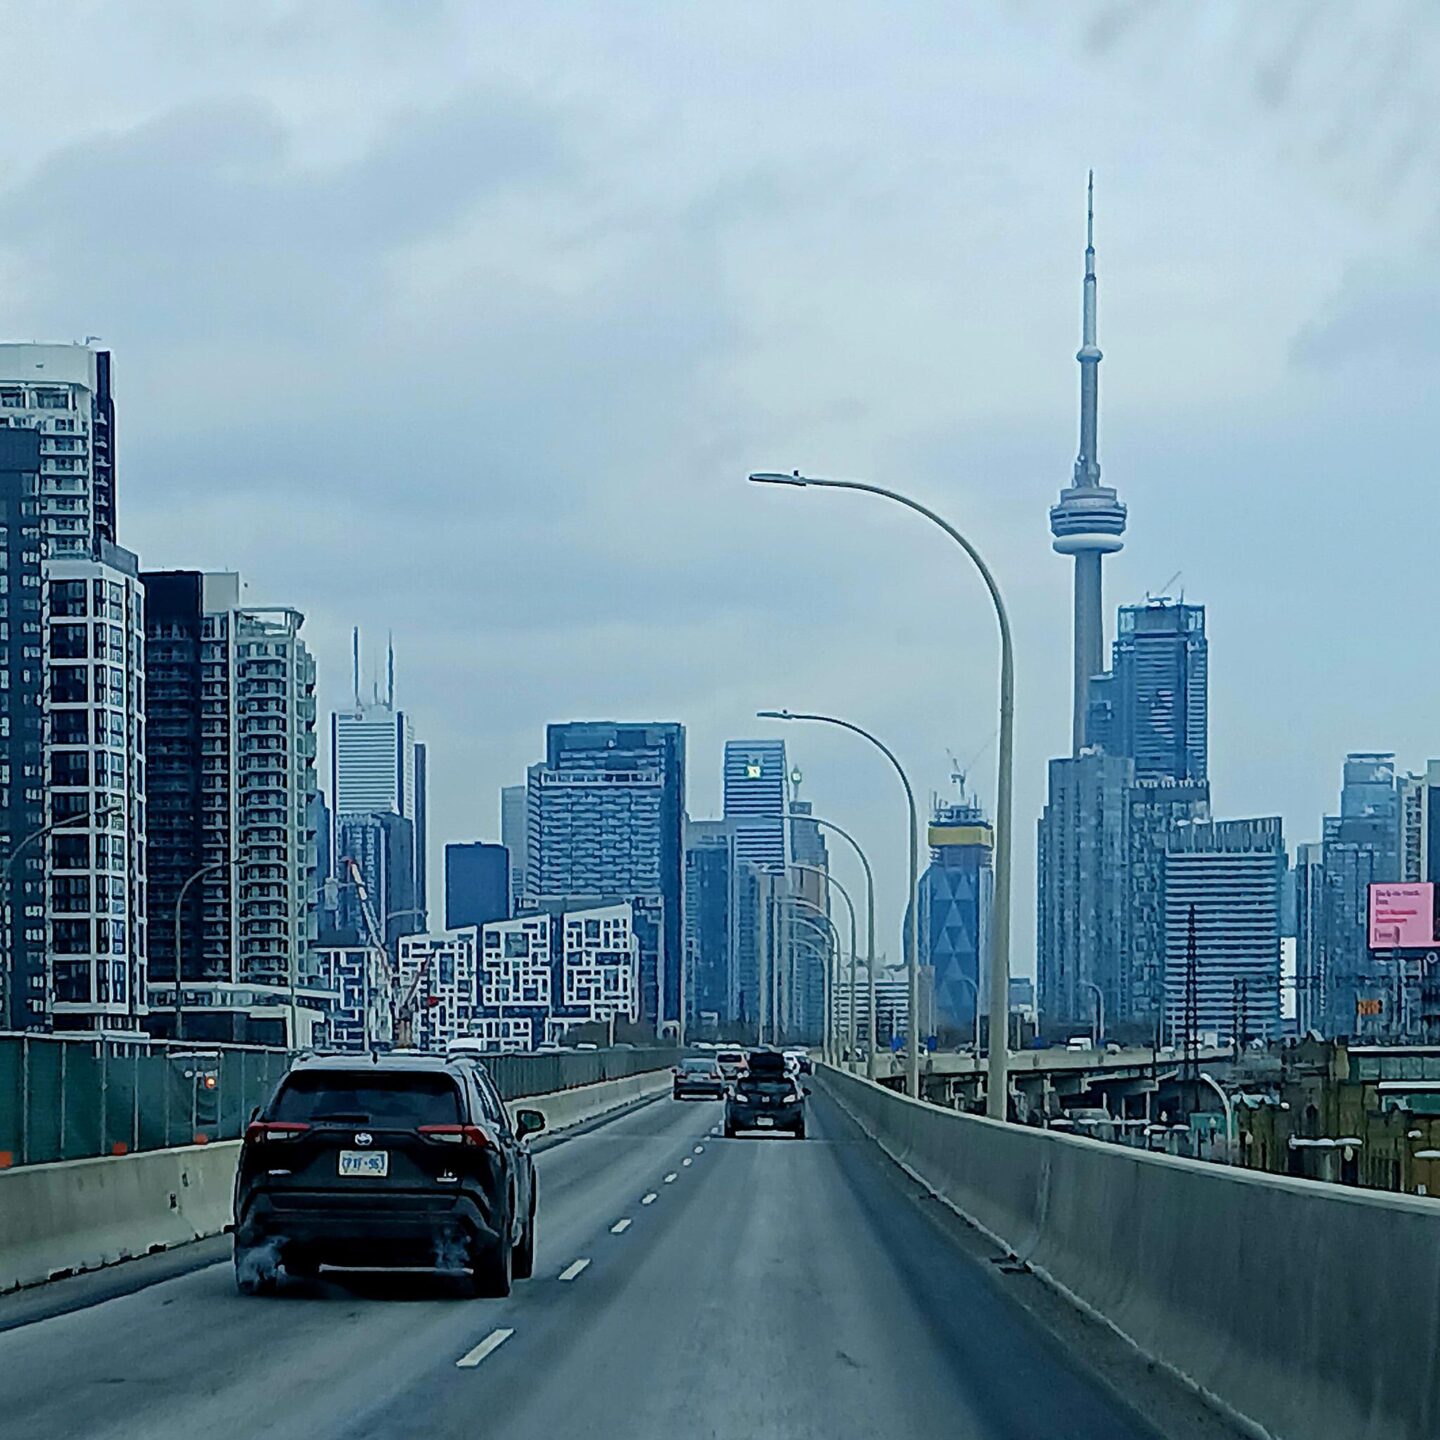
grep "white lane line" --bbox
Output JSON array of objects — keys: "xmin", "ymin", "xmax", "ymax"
[
  {"xmin": 694, "ymin": 1145, "xmax": 705, "ymax": 1154},
  {"xmin": 610, "ymin": 1218, "xmax": 632, "ymax": 1234},
  {"xmin": 641, "ymin": 1192, "xmax": 658, "ymax": 1205},
  {"xmin": 664, "ymin": 1172, "xmax": 678, "ymax": 1183},
  {"xmin": 456, "ymin": 1327, "xmax": 515, "ymax": 1369},
  {"xmin": 558, "ymin": 1258, "xmax": 591, "ymax": 1282},
  {"xmin": 682, "ymin": 1157, "xmax": 693, "ymax": 1167}
]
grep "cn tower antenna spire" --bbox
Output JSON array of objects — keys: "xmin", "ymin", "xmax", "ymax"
[{"xmin": 1049, "ymin": 170, "xmax": 1126, "ymax": 754}]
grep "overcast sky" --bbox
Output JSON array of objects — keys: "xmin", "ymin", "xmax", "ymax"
[{"xmin": 2, "ymin": 2, "xmax": 1439, "ymax": 975}]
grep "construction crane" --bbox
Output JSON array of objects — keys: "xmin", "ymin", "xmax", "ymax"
[
  {"xmin": 945, "ymin": 749, "xmax": 968, "ymax": 804},
  {"xmin": 341, "ymin": 855, "xmax": 412, "ymax": 1049}
]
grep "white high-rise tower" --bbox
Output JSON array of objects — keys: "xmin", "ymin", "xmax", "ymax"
[{"xmin": 1048, "ymin": 175, "xmax": 1128, "ymax": 754}]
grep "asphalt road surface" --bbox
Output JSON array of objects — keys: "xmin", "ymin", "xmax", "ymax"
[{"xmin": 0, "ymin": 1085, "xmax": 1230, "ymax": 1440}]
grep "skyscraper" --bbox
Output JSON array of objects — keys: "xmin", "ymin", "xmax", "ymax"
[
  {"xmin": 1049, "ymin": 176, "xmax": 1127, "ymax": 754},
  {"xmin": 445, "ymin": 842, "xmax": 510, "ymax": 930},
  {"xmin": 1037, "ymin": 751, "xmax": 1133, "ymax": 1033},
  {"xmin": 1, "ymin": 343, "xmax": 146, "ymax": 1034},
  {"xmin": 918, "ymin": 798, "xmax": 993, "ymax": 1040},
  {"xmin": 1088, "ymin": 600, "xmax": 1208, "ymax": 782},
  {"xmin": 142, "ymin": 571, "xmax": 319, "ymax": 1041},
  {"xmin": 500, "ymin": 783, "xmax": 528, "ymax": 912},
  {"xmin": 0, "ymin": 430, "xmax": 46, "ymax": 1031},
  {"xmin": 331, "ymin": 631, "xmax": 424, "ymax": 937},
  {"xmin": 1164, "ymin": 817, "xmax": 1284, "ymax": 1043},
  {"xmin": 723, "ymin": 740, "xmax": 789, "ymax": 874},
  {"xmin": 527, "ymin": 721, "xmax": 686, "ymax": 1033}
]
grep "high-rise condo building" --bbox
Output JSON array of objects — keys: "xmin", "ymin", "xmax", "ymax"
[
  {"xmin": 0, "ymin": 343, "xmax": 145, "ymax": 1034},
  {"xmin": 723, "ymin": 740, "xmax": 788, "ymax": 874},
  {"xmin": 142, "ymin": 570, "xmax": 319, "ymax": 1042},
  {"xmin": 1088, "ymin": 599, "xmax": 1208, "ymax": 782},
  {"xmin": 500, "ymin": 783, "xmax": 528, "ymax": 912}
]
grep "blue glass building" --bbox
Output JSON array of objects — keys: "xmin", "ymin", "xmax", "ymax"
[
  {"xmin": 445, "ymin": 841, "xmax": 510, "ymax": 931},
  {"xmin": 919, "ymin": 800, "xmax": 993, "ymax": 1040},
  {"xmin": 527, "ymin": 722, "xmax": 686, "ymax": 1034}
]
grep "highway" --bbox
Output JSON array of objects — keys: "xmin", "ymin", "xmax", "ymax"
[{"xmin": 0, "ymin": 1087, "xmax": 1235, "ymax": 1440}]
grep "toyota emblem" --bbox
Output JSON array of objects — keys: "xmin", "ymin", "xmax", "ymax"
[{"xmin": 354, "ymin": 1132, "xmax": 373, "ymax": 1147}]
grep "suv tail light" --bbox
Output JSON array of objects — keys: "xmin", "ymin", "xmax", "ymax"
[
  {"xmin": 245, "ymin": 1121, "xmax": 309, "ymax": 1144},
  {"xmin": 418, "ymin": 1124, "xmax": 493, "ymax": 1150}
]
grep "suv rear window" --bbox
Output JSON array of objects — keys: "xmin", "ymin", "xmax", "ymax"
[{"xmin": 271, "ymin": 1071, "xmax": 462, "ymax": 1126}]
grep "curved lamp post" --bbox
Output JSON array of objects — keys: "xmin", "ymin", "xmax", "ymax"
[
  {"xmin": 800, "ymin": 813, "xmax": 877, "ymax": 1076},
  {"xmin": 751, "ymin": 471, "xmax": 1015, "ymax": 1121},
  {"xmin": 758, "ymin": 708, "xmax": 921, "ymax": 1099},
  {"xmin": 790, "ymin": 863, "xmax": 858, "ymax": 1066},
  {"xmin": 788, "ymin": 899, "xmax": 844, "ymax": 1063}
]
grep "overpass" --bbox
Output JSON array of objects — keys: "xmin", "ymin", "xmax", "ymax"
[
  {"xmin": 0, "ymin": 1049, "xmax": 1434, "ymax": 1439},
  {"xmin": 877, "ymin": 1042, "xmax": 1234, "ymax": 1119}
]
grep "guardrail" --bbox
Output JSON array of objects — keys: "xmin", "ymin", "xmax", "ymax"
[
  {"xmin": 0, "ymin": 1035, "xmax": 680, "ymax": 1169},
  {"xmin": 821, "ymin": 1062, "xmax": 1440, "ymax": 1440}
]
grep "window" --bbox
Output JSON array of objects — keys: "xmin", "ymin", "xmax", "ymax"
[
  {"xmin": 50, "ymin": 665, "xmax": 87, "ymax": 703},
  {"xmin": 50, "ymin": 751, "xmax": 89, "ymax": 787},
  {"xmin": 51, "ymin": 580, "xmax": 86, "ymax": 616},
  {"xmin": 0, "ymin": 389, "xmax": 23, "ymax": 406},
  {"xmin": 51, "ymin": 623, "xmax": 87, "ymax": 659},
  {"xmin": 34, "ymin": 390, "xmax": 69, "ymax": 411}
]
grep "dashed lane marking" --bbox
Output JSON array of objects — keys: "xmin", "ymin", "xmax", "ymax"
[
  {"xmin": 663, "ymin": 1173, "xmax": 677, "ymax": 1184},
  {"xmin": 641, "ymin": 1192, "xmax": 657, "ymax": 1205},
  {"xmin": 456, "ymin": 1328, "xmax": 515, "ymax": 1369},
  {"xmin": 694, "ymin": 1146, "xmax": 704, "ymax": 1154},
  {"xmin": 558, "ymin": 1259, "xmax": 591, "ymax": 1282},
  {"xmin": 682, "ymin": 1158, "xmax": 693, "ymax": 1167},
  {"xmin": 610, "ymin": 1219, "xmax": 632, "ymax": 1234}
]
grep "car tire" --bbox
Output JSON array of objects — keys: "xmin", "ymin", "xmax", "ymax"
[
  {"xmin": 793, "ymin": 1122, "xmax": 806, "ymax": 1139},
  {"xmin": 723, "ymin": 1120, "xmax": 737, "ymax": 1138},
  {"xmin": 672, "ymin": 1088, "xmax": 682, "ymax": 1100},
  {"xmin": 234, "ymin": 1246, "xmax": 279, "ymax": 1296},
  {"xmin": 470, "ymin": 1217, "xmax": 514, "ymax": 1298},
  {"xmin": 282, "ymin": 1252, "xmax": 318, "ymax": 1280},
  {"xmin": 513, "ymin": 1199, "xmax": 536, "ymax": 1281}
]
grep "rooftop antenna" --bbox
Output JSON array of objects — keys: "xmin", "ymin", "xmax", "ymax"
[
  {"xmin": 352, "ymin": 627, "xmax": 361, "ymax": 707},
  {"xmin": 387, "ymin": 632, "xmax": 396, "ymax": 709},
  {"xmin": 1149, "ymin": 571, "xmax": 1182, "ymax": 602}
]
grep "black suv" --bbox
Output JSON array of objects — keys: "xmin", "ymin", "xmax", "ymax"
[
  {"xmin": 724, "ymin": 1049, "xmax": 807, "ymax": 1138},
  {"xmin": 233, "ymin": 1052, "xmax": 544, "ymax": 1296}
]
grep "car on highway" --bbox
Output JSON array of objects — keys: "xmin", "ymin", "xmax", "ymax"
[
  {"xmin": 672, "ymin": 1055, "xmax": 727, "ymax": 1100},
  {"xmin": 783, "ymin": 1048, "xmax": 813, "ymax": 1075},
  {"xmin": 714, "ymin": 1047, "xmax": 748, "ymax": 1083},
  {"xmin": 233, "ymin": 1052, "xmax": 545, "ymax": 1297},
  {"xmin": 724, "ymin": 1050, "xmax": 808, "ymax": 1138}
]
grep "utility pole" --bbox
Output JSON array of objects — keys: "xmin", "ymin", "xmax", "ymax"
[{"xmin": 1184, "ymin": 902, "xmax": 1200, "ymax": 1083}]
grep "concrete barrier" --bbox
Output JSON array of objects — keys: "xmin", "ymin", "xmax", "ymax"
[
  {"xmin": 821, "ymin": 1062, "xmax": 1440, "ymax": 1440},
  {"xmin": 0, "ymin": 1068, "xmax": 670, "ymax": 1294}
]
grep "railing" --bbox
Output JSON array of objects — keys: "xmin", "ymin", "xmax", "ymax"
[
  {"xmin": 0, "ymin": 1036, "xmax": 678, "ymax": 1167},
  {"xmin": 0, "ymin": 1033, "xmax": 292, "ymax": 1168}
]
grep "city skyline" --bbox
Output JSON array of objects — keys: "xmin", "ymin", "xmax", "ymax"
[{"xmin": 2, "ymin": 9, "xmax": 1439, "ymax": 995}]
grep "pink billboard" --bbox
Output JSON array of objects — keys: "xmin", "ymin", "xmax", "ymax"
[{"xmin": 1368, "ymin": 882, "xmax": 1437, "ymax": 949}]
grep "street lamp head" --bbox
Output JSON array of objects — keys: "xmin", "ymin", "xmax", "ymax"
[
  {"xmin": 748, "ymin": 471, "xmax": 809, "ymax": 487},
  {"xmin": 755, "ymin": 709, "xmax": 794, "ymax": 721}
]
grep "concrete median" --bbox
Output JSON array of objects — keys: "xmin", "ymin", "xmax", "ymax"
[
  {"xmin": 821, "ymin": 1062, "xmax": 1440, "ymax": 1440},
  {"xmin": 1, "ymin": 1067, "xmax": 670, "ymax": 1294}
]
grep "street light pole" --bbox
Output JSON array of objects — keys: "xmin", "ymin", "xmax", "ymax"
[
  {"xmin": 751, "ymin": 471, "xmax": 1015, "ymax": 1121},
  {"xmin": 790, "ymin": 862, "xmax": 859, "ymax": 1066},
  {"xmin": 801, "ymin": 814, "xmax": 876, "ymax": 1076},
  {"xmin": 1083, "ymin": 980, "xmax": 1105, "ymax": 1049},
  {"xmin": 174, "ymin": 859, "xmax": 231, "ymax": 1043},
  {"xmin": 758, "ymin": 708, "xmax": 921, "ymax": 1099},
  {"xmin": 787, "ymin": 898, "xmax": 844, "ymax": 1063}
]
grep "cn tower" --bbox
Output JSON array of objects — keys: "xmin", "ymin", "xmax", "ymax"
[{"xmin": 1049, "ymin": 172, "xmax": 1127, "ymax": 754}]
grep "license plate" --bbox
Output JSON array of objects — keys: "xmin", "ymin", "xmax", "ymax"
[
  {"xmin": 339, "ymin": 1149, "xmax": 388, "ymax": 1177},
  {"xmin": 756, "ymin": 1116, "xmax": 774, "ymax": 1127}
]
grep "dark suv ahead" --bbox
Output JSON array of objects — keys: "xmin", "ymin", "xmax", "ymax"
[
  {"xmin": 233, "ymin": 1052, "xmax": 544, "ymax": 1296},
  {"xmin": 724, "ymin": 1050, "xmax": 807, "ymax": 1138}
]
